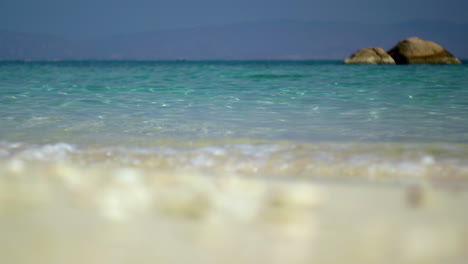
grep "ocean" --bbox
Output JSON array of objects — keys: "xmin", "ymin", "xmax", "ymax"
[{"xmin": 1, "ymin": 60, "xmax": 468, "ymax": 264}]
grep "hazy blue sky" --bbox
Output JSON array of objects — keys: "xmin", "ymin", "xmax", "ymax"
[{"xmin": 1, "ymin": 0, "xmax": 467, "ymax": 38}]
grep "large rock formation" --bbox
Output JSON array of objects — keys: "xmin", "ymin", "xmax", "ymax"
[
  {"xmin": 343, "ymin": 47, "xmax": 395, "ymax": 64},
  {"xmin": 387, "ymin": 37, "xmax": 461, "ymax": 64}
]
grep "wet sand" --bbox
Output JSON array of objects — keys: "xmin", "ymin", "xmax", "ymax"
[{"xmin": 1, "ymin": 159, "xmax": 467, "ymax": 264}]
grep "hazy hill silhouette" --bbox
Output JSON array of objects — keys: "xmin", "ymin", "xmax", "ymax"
[{"xmin": 1, "ymin": 20, "xmax": 467, "ymax": 60}]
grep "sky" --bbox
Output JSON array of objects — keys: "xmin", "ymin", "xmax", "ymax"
[{"xmin": 1, "ymin": 0, "xmax": 468, "ymax": 38}]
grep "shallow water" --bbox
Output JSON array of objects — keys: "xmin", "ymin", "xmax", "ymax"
[
  {"xmin": 1, "ymin": 61, "xmax": 468, "ymax": 263},
  {"xmin": 1, "ymin": 61, "xmax": 468, "ymax": 143}
]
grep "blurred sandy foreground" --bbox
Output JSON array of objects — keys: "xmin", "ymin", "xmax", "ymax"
[{"xmin": 1, "ymin": 160, "xmax": 467, "ymax": 264}]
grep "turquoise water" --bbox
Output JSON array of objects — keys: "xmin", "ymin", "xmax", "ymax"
[
  {"xmin": 1, "ymin": 61, "xmax": 468, "ymax": 143},
  {"xmin": 0, "ymin": 61, "xmax": 467, "ymax": 180},
  {"xmin": 2, "ymin": 61, "xmax": 468, "ymax": 264}
]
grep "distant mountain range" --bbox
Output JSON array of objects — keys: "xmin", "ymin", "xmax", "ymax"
[{"xmin": 1, "ymin": 20, "xmax": 467, "ymax": 60}]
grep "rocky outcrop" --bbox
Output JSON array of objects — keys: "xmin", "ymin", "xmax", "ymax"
[
  {"xmin": 343, "ymin": 47, "xmax": 395, "ymax": 64},
  {"xmin": 387, "ymin": 37, "xmax": 461, "ymax": 64}
]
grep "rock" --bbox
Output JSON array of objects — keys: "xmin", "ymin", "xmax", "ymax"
[
  {"xmin": 343, "ymin": 47, "xmax": 395, "ymax": 64},
  {"xmin": 387, "ymin": 37, "xmax": 462, "ymax": 64}
]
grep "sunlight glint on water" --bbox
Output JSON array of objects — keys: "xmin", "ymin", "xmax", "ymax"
[{"xmin": 1, "ymin": 61, "xmax": 468, "ymax": 264}]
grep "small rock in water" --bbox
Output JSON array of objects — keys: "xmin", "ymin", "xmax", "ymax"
[{"xmin": 343, "ymin": 47, "xmax": 395, "ymax": 64}]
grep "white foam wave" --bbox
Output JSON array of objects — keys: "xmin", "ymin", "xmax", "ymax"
[{"xmin": 0, "ymin": 141, "xmax": 466, "ymax": 180}]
